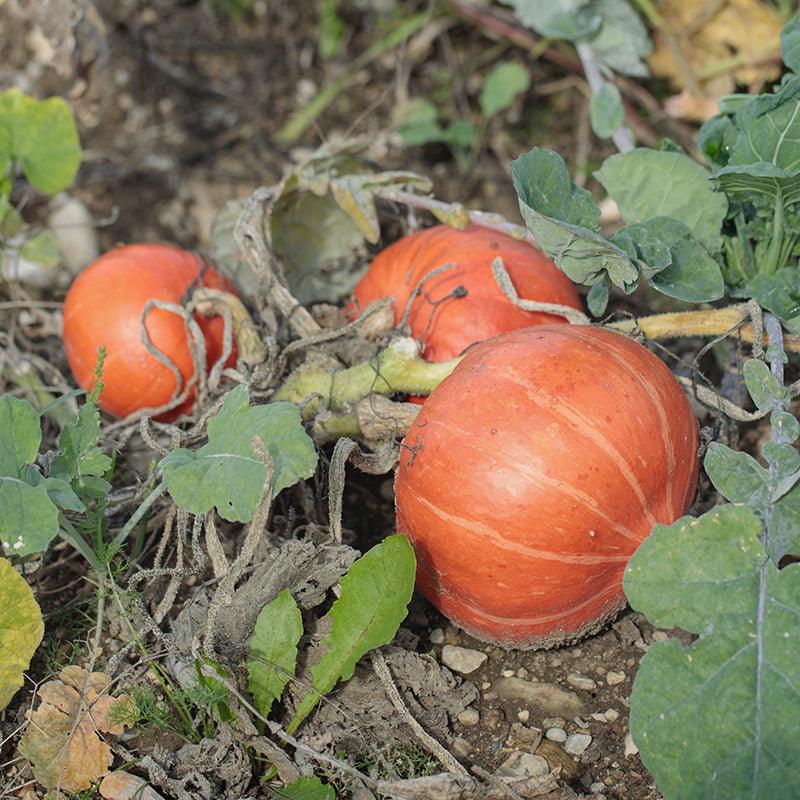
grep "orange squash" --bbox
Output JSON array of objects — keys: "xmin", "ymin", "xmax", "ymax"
[
  {"xmin": 63, "ymin": 244, "xmax": 237, "ymax": 420},
  {"xmin": 350, "ymin": 225, "xmax": 582, "ymax": 362},
  {"xmin": 394, "ymin": 325, "xmax": 699, "ymax": 648}
]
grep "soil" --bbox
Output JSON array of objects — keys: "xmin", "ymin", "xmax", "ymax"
[{"xmin": 0, "ymin": 2, "xmax": 746, "ymax": 799}]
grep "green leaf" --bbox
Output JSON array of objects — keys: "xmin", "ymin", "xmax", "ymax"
[
  {"xmin": 0, "ymin": 89, "xmax": 81, "ymax": 195},
  {"xmin": 0, "ymin": 395, "xmax": 41, "ymax": 478},
  {"xmin": 734, "ymin": 269, "xmax": 800, "ymax": 333},
  {"xmin": 318, "ymin": 0, "xmax": 344, "ymax": 60},
  {"xmin": 0, "ymin": 557, "xmax": 44, "ymax": 710},
  {"xmin": 0, "ymin": 479, "xmax": 60, "ymax": 556},
  {"xmin": 612, "ymin": 224, "xmax": 672, "ymax": 278},
  {"xmin": 479, "ymin": 62, "xmax": 530, "ymax": 119},
  {"xmin": 634, "ymin": 217, "xmax": 724, "ymax": 302},
  {"xmin": 782, "ymin": 15, "xmax": 800, "ymax": 74},
  {"xmin": 38, "ymin": 477, "xmax": 84, "ymax": 513},
  {"xmin": 441, "ymin": 118, "xmax": 477, "ymax": 149},
  {"xmin": 395, "ymin": 99, "xmax": 445, "ymax": 146},
  {"xmin": 586, "ymin": 279, "xmax": 610, "ymax": 317},
  {"xmin": 19, "ymin": 229, "xmax": 61, "ymax": 269},
  {"xmin": 510, "ymin": 147, "xmax": 639, "ymax": 290},
  {"xmin": 498, "ymin": 0, "xmax": 601, "ymax": 39},
  {"xmin": 698, "ymin": 114, "xmax": 737, "ymax": 170},
  {"xmin": 704, "ymin": 442, "xmax": 770, "ymax": 512},
  {"xmin": 287, "ymin": 535, "xmax": 416, "ymax": 734},
  {"xmin": 711, "ymin": 162, "xmax": 800, "ymax": 210},
  {"xmin": 51, "ymin": 400, "xmax": 112, "ymax": 494},
  {"xmin": 582, "ymin": 0, "xmax": 651, "ymax": 78},
  {"xmin": 772, "ymin": 485, "xmax": 800, "ymax": 561},
  {"xmin": 595, "ymin": 149, "xmax": 728, "ymax": 252},
  {"xmin": 247, "ymin": 589, "xmax": 303, "ymax": 719},
  {"xmin": 589, "ymin": 82, "xmax": 624, "ymax": 139},
  {"xmin": 624, "ymin": 505, "xmax": 800, "ymax": 799},
  {"xmin": 744, "ymin": 359, "xmax": 783, "ymax": 410},
  {"xmin": 276, "ymin": 777, "xmax": 335, "ymax": 800},
  {"xmin": 161, "ymin": 386, "xmax": 317, "ymax": 523}
]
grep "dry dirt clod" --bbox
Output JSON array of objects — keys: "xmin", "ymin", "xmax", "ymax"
[
  {"xmin": 495, "ymin": 752, "xmax": 550, "ymax": 779},
  {"xmin": 495, "ymin": 677, "xmax": 584, "ymax": 719},
  {"xmin": 506, "ymin": 722, "xmax": 543, "ymax": 751}
]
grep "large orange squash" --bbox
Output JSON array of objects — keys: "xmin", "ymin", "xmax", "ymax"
[
  {"xmin": 394, "ymin": 325, "xmax": 699, "ymax": 648},
  {"xmin": 63, "ymin": 244, "xmax": 237, "ymax": 420},
  {"xmin": 350, "ymin": 225, "xmax": 582, "ymax": 362}
]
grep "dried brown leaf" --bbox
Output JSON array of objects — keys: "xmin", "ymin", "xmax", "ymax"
[{"xmin": 17, "ymin": 667, "xmax": 129, "ymax": 793}]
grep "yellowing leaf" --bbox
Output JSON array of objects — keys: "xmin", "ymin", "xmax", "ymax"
[
  {"xmin": 18, "ymin": 667, "xmax": 130, "ymax": 793},
  {"xmin": 649, "ymin": 0, "xmax": 783, "ymax": 121},
  {"xmin": 0, "ymin": 557, "xmax": 43, "ymax": 710}
]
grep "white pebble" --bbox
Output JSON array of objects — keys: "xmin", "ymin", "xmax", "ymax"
[
  {"xmin": 651, "ymin": 630, "xmax": 669, "ymax": 642},
  {"xmin": 429, "ymin": 627, "xmax": 445, "ymax": 644},
  {"xmin": 606, "ymin": 671, "xmax": 626, "ymax": 685},
  {"xmin": 441, "ymin": 645, "xmax": 488, "ymax": 675},
  {"xmin": 591, "ymin": 782, "xmax": 606, "ymax": 794},
  {"xmin": 624, "ymin": 732, "xmax": 639, "ymax": 756},
  {"xmin": 604, "ymin": 709, "xmax": 620, "ymax": 722},
  {"xmin": 457, "ymin": 707, "xmax": 479, "ymax": 726},
  {"xmin": 545, "ymin": 727, "xmax": 567, "ymax": 742},
  {"xmin": 517, "ymin": 709, "xmax": 530, "ymax": 723},
  {"xmin": 564, "ymin": 733, "xmax": 592, "ymax": 755},
  {"xmin": 567, "ymin": 673, "xmax": 597, "ymax": 691}
]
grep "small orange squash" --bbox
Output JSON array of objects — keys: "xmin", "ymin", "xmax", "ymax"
[
  {"xmin": 350, "ymin": 225, "xmax": 582, "ymax": 362},
  {"xmin": 394, "ymin": 325, "xmax": 699, "ymax": 648}
]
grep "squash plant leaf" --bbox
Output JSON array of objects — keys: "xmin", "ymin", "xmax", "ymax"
[
  {"xmin": 624, "ymin": 505, "xmax": 800, "ymax": 800},
  {"xmin": 498, "ymin": 0, "xmax": 602, "ymax": 40},
  {"xmin": 582, "ymin": 0, "xmax": 651, "ymax": 78},
  {"xmin": 275, "ymin": 777, "xmax": 335, "ymax": 800},
  {"xmin": 732, "ymin": 269, "xmax": 800, "ymax": 334},
  {"xmin": 0, "ymin": 395, "xmax": 60, "ymax": 555},
  {"xmin": 589, "ymin": 81, "xmax": 624, "ymax": 140},
  {"xmin": 781, "ymin": 14, "xmax": 800, "ymax": 74},
  {"xmin": 247, "ymin": 589, "xmax": 303, "ymax": 719},
  {"xmin": 0, "ymin": 89, "xmax": 81, "ymax": 195},
  {"xmin": 510, "ymin": 147, "xmax": 639, "ymax": 291},
  {"xmin": 0, "ymin": 557, "xmax": 44, "ymax": 710},
  {"xmin": 595, "ymin": 149, "xmax": 728, "ymax": 252},
  {"xmin": 161, "ymin": 385, "xmax": 317, "ymax": 523},
  {"xmin": 287, "ymin": 534, "xmax": 416, "ymax": 733},
  {"xmin": 479, "ymin": 61, "xmax": 530, "ymax": 119}
]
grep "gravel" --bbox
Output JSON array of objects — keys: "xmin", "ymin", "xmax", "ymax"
[
  {"xmin": 564, "ymin": 733, "xmax": 592, "ymax": 755},
  {"xmin": 441, "ymin": 645, "xmax": 487, "ymax": 674}
]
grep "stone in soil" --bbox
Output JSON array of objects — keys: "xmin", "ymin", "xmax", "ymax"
[
  {"xmin": 545, "ymin": 727, "xmax": 567, "ymax": 742},
  {"xmin": 606, "ymin": 670, "xmax": 626, "ymax": 685},
  {"xmin": 591, "ymin": 782, "xmax": 606, "ymax": 794},
  {"xmin": 441, "ymin": 645, "xmax": 487, "ymax": 674},
  {"xmin": 429, "ymin": 627, "xmax": 445, "ymax": 644},
  {"xmin": 506, "ymin": 722, "xmax": 543, "ymax": 750},
  {"xmin": 624, "ymin": 732, "xmax": 639, "ymax": 756},
  {"xmin": 495, "ymin": 677, "xmax": 584, "ymax": 718},
  {"xmin": 495, "ymin": 752, "xmax": 550, "ymax": 779},
  {"xmin": 457, "ymin": 707, "xmax": 479, "ymax": 726},
  {"xmin": 566, "ymin": 673, "xmax": 597, "ymax": 691},
  {"xmin": 565, "ymin": 732, "xmax": 592, "ymax": 755},
  {"xmin": 535, "ymin": 740, "xmax": 580, "ymax": 782}
]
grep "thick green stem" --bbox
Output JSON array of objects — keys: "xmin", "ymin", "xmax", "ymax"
[
  {"xmin": 762, "ymin": 190, "xmax": 785, "ymax": 276},
  {"xmin": 274, "ymin": 338, "xmax": 462, "ymax": 416}
]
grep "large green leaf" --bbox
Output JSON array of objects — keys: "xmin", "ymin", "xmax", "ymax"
[
  {"xmin": 161, "ymin": 385, "xmax": 317, "ymax": 522},
  {"xmin": 247, "ymin": 589, "xmax": 303, "ymax": 719},
  {"xmin": 633, "ymin": 217, "xmax": 724, "ymax": 302},
  {"xmin": 733, "ymin": 268, "xmax": 800, "ymax": 333},
  {"xmin": 624, "ymin": 505, "xmax": 800, "ymax": 799},
  {"xmin": 595, "ymin": 149, "xmax": 727, "ymax": 252},
  {"xmin": 781, "ymin": 15, "xmax": 800, "ymax": 74},
  {"xmin": 0, "ymin": 557, "xmax": 44, "ymax": 710},
  {"xmin": 498, "ymin": 0, "xmax": 601, "ymax": 39},
  {"xmin": 0, "ymin": 395, "xmax": 61, "ymax": 556},
  {"xmin": 0, "ymin": 89, "xmax": 81, "ymax": 195},
  {"xmin": 582, "ymin": 0, "xmax": 651, "ymax": 78},
  {"xmin": 479, "ymin": 61, "xmax": 530, "ymax": 119},
  {"xmin": 704, "ymin": 443, "xmax": 770, "ymax": 513},
  {"xmin": 287, "ymin": 535, "xmax": 416, "ymax": 734},
  {"xmin": 711, "ymin": 162, "xmax": 800, "ymax": 209},
  {"xmin": 510, "ymin": 147, "xmax": 639, "ymax": 290}
]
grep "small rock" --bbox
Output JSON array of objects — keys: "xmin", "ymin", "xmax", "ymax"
[
  {"xmin": 48, "ymin": 195, "xmax": 99, "ymax": 276},
  {"xmin": 606, "ymin": 671, "xmax": 626, "ymax": 686},
  {"xmin": 495, "ymin": 752, "xmax": 549, "ymax": 779},
  {"xmin": 501, "ymin": 669, "xmax": 515, "ymax": 678},
  {"xmin": 624, "ymin": 732, "xmax": 639, "ymax": 756},
  {"xmin": 651, "ymin": 630, "xmax": 669, "ymax": 642},
  {"xmin": 604, "ymin": 709, "xmax": 620, "ymax": 722},
  {"xmin": 441, "ymin": 645, "xmax": 488, "ymax": 675},
  {"xmin": 506, "ymin": 722, "xmax": 543, "ymax": 750},
  {"xmin": 614, "ymin": 616, "xmax": 642, "ymax": 645},
  {"xmin": 429, "ymin": 628, "xmax": 445, "ymax": 645},
  {"xmin": 481, "ymin": 681, "xmax": 492, "ymax": 690},
  {"xmin": 574, "ymin": 716, "xmax": 589, "ymax": 728},
  {"xmin": 591, "ymin": 782, "xmax": 607, "ymax": 794},
  {"xmin": 541, "ymin": 717, "xmax": 566, "ymax": 729},
  {"xmin": 481, "ymin": 707, "xmax": 506, "ymax": 730},
  {"xmin": 483, "ymin": 691, "xmax": 498, "ymax": 701},
  {"xmin": 452, "ymin": 736, "xmax": 473, "ymax": 757},
  {"xmin": 591, "ymin": 713, "xmax": 607, "ymax": 723},
  {"xmin": 517, "ymin": 668, "xmax": 529, "ymax": 678},
  {"xmin": 495, "ymin": 677, "xmax": 584, "ymax": 719},
  {"xmin": 567, "ymin": 673, "xmax": 597, "ymax": 691},
  {"xmin": 546, "ymin": 727, "xmax": 567, "ymax": 743},
  {"xmin": 457, "ymin": 707, "xmax": 480, "ymax": 726},
  {"xmin": 517, "ymin": 709, "xmax": 530, "ymax": 723},
  {"xmin": 535, "ymin": 740, "xmax": 579, "ymax": 782},
  {"xmin": 564, "ymin": 733, "xmax": 592, "ymax": 755}
]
